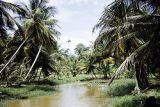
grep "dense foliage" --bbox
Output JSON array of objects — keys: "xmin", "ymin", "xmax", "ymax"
[
  {"xmin": 0, "ymin": 0, "xmax": 160, "ymax": 96},
  {"xmin": 0, "ymin": 0, "xmax": 59, "ymax": 86},
  {"xmin": 90, "ymin": 0, "xmax": 160, "ymax": 90}
]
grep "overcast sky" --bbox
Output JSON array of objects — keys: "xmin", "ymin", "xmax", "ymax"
[{"xmin": 6, "ymin": 0, "xmax": 113, "ymax": 54}]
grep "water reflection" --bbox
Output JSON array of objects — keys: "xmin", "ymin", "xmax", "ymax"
[{"xmin": 0, "ymin": 83, "xmax": 107, "ymax": 107}]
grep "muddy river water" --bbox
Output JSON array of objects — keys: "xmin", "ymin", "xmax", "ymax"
[{"xmin": 1, "ymin": 83, "xmax": 107, "ymax": 107}]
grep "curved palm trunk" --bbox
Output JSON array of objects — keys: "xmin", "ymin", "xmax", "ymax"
[
  {"xmin": 24, "ymin": 44, "xmax": 42, "ymax": 80},
  {"xmin": 0, "ymin": 40, "xmax": 27, "ymax": 74},
  {"xmin": 135, "ymin": 62, "xmax": 149, "ymax": 90}
]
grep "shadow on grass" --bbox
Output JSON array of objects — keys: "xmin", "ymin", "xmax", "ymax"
[
  {"xmin": 28, "ymin": 85, "xmax": 56, "ymax": 92},
  {"xmin": 22, "ymin": 79, "xmax": 59, "ymax": 86}
]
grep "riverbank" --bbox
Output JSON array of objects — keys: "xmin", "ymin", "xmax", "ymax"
[
  {"xmin": 105, "ymin": 79, "xmax": 160, "ymax": 107},
  {"xmin": 0, "ymin": 74, "xmax": 100, "ymax": 102},
  {"xmin": 0, "ymin": 85, "xmax": 58, "ymax": 101},
  {"xmin": 0, "ymin": 81, "xmax": 108, "ymax": 107},
  {"xmin": 1, "ymin": 76, "xmax": 160, "ymax": 107}
]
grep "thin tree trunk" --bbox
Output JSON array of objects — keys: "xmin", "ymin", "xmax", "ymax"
[
  {"xmin": 20, "ymin": 57, "xmax": 27, "ymax": 77},
  {"xmin": 32, "ymin": 69, "xmax": 39, "ymax": 80},
  {"xmin": 0, "ymin": 40, "xmax": 27, "ymax": 74},
  {"xmin": 24, "ymin": 45, "xmax": 42, "ymax": 81},
  {"xmin": 38, "ymin": 71, "xmax": 42, "ymax": 82},
  {"xmin": 135, "ymin": 62, "xmax": 149, "ymax": 90}
]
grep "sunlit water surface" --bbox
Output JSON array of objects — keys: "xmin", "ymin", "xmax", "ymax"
[{"xmin": 0, "ymin": 83, "xmax": 107, "ymax": 107}]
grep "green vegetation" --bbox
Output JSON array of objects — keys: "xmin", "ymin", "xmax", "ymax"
[
  {"xmin": 91, "ymin": 0, "xmax": 160, "ymax": 90},
  {"xmin": 106, "ymin": 95, "xmax": 146, "ymax": 107},
  {"xmin": 0, "ymin": 74, "xmax": 97, "ymax": 101},
  {"xmin": 0, "ymin": 0, "xmax": 160, "ymax": 107},
  {"xmin": 27, "ymin": 74, "xmax": 98, "ymax": 86},
  {"xmin": 0, "ymin": 85, "xmax": 56, "ymax": 100},
  {"xmin": 105, "ymin": 79, "xmax": 144, "ymax": 107},
  {"xmin": 105, "ymin": 79, "xmax": 160, "ymax": 107},
  {"xmin": 106, "ymin": 79, "xmax": 135, "ymax": 97},
  {"xmin": 89, "ymin": 0, "xmax": 160, "ymax": 106}
]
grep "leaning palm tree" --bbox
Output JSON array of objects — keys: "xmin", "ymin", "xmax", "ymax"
[
  {"xmin": 93, "ymin": 0, "xmax": 160, "ymax": 90},
  {"xmin": 21, "ymin": 0, "xmax": 59, "ymax": 80},
  {"xmin": 0, "ymin": 0, "xmax": 26, "ymax": 38},
  {"xmin": 0, "ymin": 0, "xmax": 26, "ymax": 75},
  {"xmin": 0, "ymin": 0, "xmax": 60, "ymax": 82}
]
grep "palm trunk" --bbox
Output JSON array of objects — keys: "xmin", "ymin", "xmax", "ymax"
[
  {"xmin": 24, "ymin": 45, "xmax": 42, "ymax": 81},
  {"xmin": 0, "ymin": 40, "xmax": 27, "ymax": 74},
  {"xmin": 32, "ymin": 69, "xmax": 39, "ymax": 80},
  {"xmin": 135, "ymin": 62, "xmax": 149, "ymax": 90}
]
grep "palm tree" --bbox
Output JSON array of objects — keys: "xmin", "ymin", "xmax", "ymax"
[
  {"xmin": 0, "ymin": 0, "xmax": 26, "ymax": 54},
  {"xmin": 0, "ymin": 0, "xmax": 26, "ymax": 38},
  {"xmin": 0, "ymin": 0, "xmax": 26, "ymax": 77},
  {"xmin": 93, "ymin": 0, "xmax": 160, "ymax": 90},
  {"xmin": 0, "ymin": 0, "xmax": 60, "ymax": 82},
  {"xmin": 21, "ymin": 0, "xmax": 60, "ymax": 80}
]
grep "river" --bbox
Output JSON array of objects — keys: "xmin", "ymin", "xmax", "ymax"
[{"xmin": 0, "ymin": 83, "xmax": 107, "ymax": 107}]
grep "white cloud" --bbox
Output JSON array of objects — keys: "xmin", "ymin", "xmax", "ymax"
[{"xmin": 52, "ymin": 0, "xmax": 107, "ymax": 6}]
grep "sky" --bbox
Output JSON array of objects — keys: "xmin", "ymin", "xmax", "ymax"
[{"xmin": 6, "ymin": 0, "xmax": 113, "ymax": 54}]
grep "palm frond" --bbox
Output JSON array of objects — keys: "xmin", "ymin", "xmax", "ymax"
[
  {"xmin": 109, "ymin": 41, "xmax": 149, "ymax": 85},
  {"xmin": 1, "ymin": 1, "xmax": 26, "ymax": 16}
]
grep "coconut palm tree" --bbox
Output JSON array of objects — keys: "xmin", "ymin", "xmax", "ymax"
[
  {"xmin": 0, "ymin": 0, "xmax": 26, "ymax": 59},
  {"xmin": 0, "ymin": 0, "xmax": 26, "ymax": 38},
  {"xmin": 93, "ymin": 0, "xmax": 160, "ymax": 90},
  {"xmin": 0, "ymin": 0, "xmax": 60, "ymax": 82},
  {"xmin": 0, "ymin": 1, "xmax": 26, "ymax": 79},
  {"xmin": 20, "ymin": 0, "xmax": 59, "ymax": 80}
]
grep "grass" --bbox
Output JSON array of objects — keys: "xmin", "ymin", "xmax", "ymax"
[
  {"xmin": 106, "ymin": 79, "xmax": 136, "ymax": 96},
  {"xmin": 47, "ymin": 74, "xmax": 99, "ymax": 84},
  {"xmin": 105, "ymin": 79, "xmax": 143, "ymax": 107},
  {"xmin": 0, "ymin": 74, "xmax": 97, "ymax": 101},
  {"xmin": 105, "ymin": 79, "xmax": 160, "ymax": 107},
  {"xmin": 105, "ymin": 90, "xmax": 160, "ymax": 107},
  {"xmin": 106, "ymin": 95, "xmax": 146, "ymax": 107},
  {"xmin": 0, "ymin": 85, "xmax": 57, "ymax": 101},
  {"xmin": 1, "ymin": 77, "xmax": 160, "ymax": 107}
]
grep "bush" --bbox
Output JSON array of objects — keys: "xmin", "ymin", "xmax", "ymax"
[
  {"xmin": 106, "ymin": 79, "xmax": 135, "ymax": 96},
  {"xmin": 104, "ymin": 79, "xmax": 160, "ymax": 107},
  {"xmin": 106, "ymin": 95, "xmax": 146, "ymax": 107}
]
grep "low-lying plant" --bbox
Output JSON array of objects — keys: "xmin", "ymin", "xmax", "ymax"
[
  {"xmin": 0, "ymin": 85, "xmax": 57, "ymax": 100},
  {"xmin": 106, "ymin": 79, "xmax": 136, "ymax": 96},
  {"xmin": 106, "ymin": 95, "xmax": 146, "ymax": 107}
]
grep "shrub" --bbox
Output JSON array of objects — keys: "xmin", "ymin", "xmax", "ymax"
[
  {"xmin": 106, "ymin": 79, "xmax": 135, "ymax": 96},
  {"xmin": 106, "ymin": 95, "xmax": 146, "ymax": 107}
]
